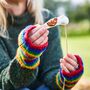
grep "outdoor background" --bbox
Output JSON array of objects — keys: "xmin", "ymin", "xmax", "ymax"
[{"xmin": 44, "ymin": 0, "xmax": 90, "ymax": 90}]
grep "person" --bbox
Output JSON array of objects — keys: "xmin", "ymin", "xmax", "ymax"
[{"xmin": 0, "ymin": 0, "xmax": 84, "ymax": 90}]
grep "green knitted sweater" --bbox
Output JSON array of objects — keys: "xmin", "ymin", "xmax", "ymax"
[{"xmin": 0, "ymin": 10, "xmax": 83, "ymax": 90}]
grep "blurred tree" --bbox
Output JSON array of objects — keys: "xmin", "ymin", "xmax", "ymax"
[
  {"xmin": 44, "ymin": 0, "xmax": 90, "ymax": 31},
  {"xmin": 67, "ymin": 0, "xmax": 90, "ymax": 22},
  {"xmin": 44, "ymin": 0, "xmax": 60, "ymax": 13},
  {"xmin": 85, "ymin": 0, "xmax": 90, "ymax": 32},
  {"xmin": 44, "ymin": 0, "xmax": 70, "ymax": 16}
]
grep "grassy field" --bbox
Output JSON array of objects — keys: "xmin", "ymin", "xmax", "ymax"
[
  {"xmin": 61, "ymin": 35, "xmax": 90, "ymax": 78},
  {"xmin": 61, "ymin": 20, "xmax": 90, "ymax": 36}
]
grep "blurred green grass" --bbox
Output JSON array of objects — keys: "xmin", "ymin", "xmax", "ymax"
[
  {"xmin": 61, "ymin": 35, "xmax": 90, "ymax": 78},
  {"xmin": 61, "ymin": 20, "xmax": 90, "ymax": 36}
]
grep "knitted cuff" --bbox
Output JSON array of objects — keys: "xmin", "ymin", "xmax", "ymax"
[
  {"xmin": 16, "ymin": 47, "xmax": 40, "ymax": 70},
  {"xmin": 56, "ymin": 55, "xmax": 84, "ymax": 89},
  {"xmin": 56, "ymin": 72, "xmax": 64, "ymax": 89},
  {"xmin": 16, "ymin": 25, "xmax": 48, "ymax": 69},
  {"xmin": 18, "ymin": 25, "xmax": 48, "ymax": 59},
  {"xmin": 63, "ymin": 55, "xmax": 84, "ymax": 89}
]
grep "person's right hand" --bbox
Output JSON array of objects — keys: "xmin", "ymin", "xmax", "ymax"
[
  {"xmin": 16, "ymin": 25, "xmax": 49, "ymax": 69},
  {"xmin": 29, "ymin": 25, "xmax": 49, "ymax": 46}
]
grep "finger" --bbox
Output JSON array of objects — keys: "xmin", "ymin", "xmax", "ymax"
[
  {"xmin": 62, "ymin": 59, "xmax": 76, "ymax": 72},
  {"xmin": 29, "ymin": 25, "xmax": 41, "ymax": 35},
  {"xmin": 30, "ymin": 28, "xmax": 47, "ymax": 42},
  {"xmin": 64, "ymin": 56, "xmax": 78, "ymax": 69},
  {"xmin": 30, "ymin": 25, "xmax": 47, "ymax": 36},
  {"xmin": 40, "ymin": 37, "xmax": 48, "ymax": 45},
  {"xmin": 60, "ymin": 63, "xmax": 70, "ymax": 73},
  {"xmin": 67, "ymin": 53, "xmax": 77, "ymax": 62},
  {"xmin": 40, "ymin": 30, "xmax": 49, "ymax": 45},
  {"xmin": 33, "ymin": 30, "xmax": 49, "ymax": 45}
]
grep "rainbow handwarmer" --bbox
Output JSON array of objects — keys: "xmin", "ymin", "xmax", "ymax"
[
  {"xmin": 16, "ymin": 25, "xmax": 48, "ymax": 69},
  {"xmin": 56, "ymin": 55, "xmax": 84, "ymax": 89}
]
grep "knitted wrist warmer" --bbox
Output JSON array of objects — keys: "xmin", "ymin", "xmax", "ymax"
[
  {"xmin": 16, "ymin": 47, "xmax": 40, "ymax": 69},
  {"xmin": 56, "ymin": 55, "xmax": 84, "ymax": 89},
  {"xmin": 16, "ymin": 25, "xmax": 48, "ymax": 69}
]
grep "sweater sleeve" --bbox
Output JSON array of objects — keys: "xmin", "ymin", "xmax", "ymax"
[
  {"xmin": 0, "ymin": 39, "xmax": 38, "ymax": 90},
  {"xmin": 0, "ymin": 25, "xmax": 48, "ymax": 90},
  {"xmin": 40, "ymin": 26, "xmax": 84, "ymax": 90},
  {"xmin": 40, "ymin": 25, "xmax": 63, "ymax": 90},
  {"xmin": 40, "ymin": 10, "xmax": 84, "ymax": 90},
  {"xmin": 39, "ymin": 10, "xmax": 63, "ymax": 90}
]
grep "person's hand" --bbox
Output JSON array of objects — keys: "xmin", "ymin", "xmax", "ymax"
[
  {"xmin": 16, "ymin": 25, "xmax": 49, "ymax": 69},
  {"xmin": 60, "ymin": 54, "xmax": 79, "ymax": 73},
  {"xmin": 29, "ymin": 25, "xmax": 49, "ymax": 46}
]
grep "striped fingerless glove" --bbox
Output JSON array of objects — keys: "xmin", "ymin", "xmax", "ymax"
[
  {"xmin": 16, "ymin": 25, "xmax": 48, "ymax": 69},
  {"xmin": 56, "ymin": 55, "xmax": 84, "ymax": 89}
]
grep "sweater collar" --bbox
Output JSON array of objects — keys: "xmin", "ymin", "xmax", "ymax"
[
  {"xmin": 7, "ymin": 11, "xmax": 35, "ymax": 39},
  {"xmin": 8, "ymin": 11, "xmax": 35, "ymax": 26}
]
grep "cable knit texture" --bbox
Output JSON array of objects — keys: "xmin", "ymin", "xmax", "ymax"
[
  {"xmin": 16, "ymin": 25, "xmax": 48, "ymax": 69},
  {"xmin": 56, "ymin": 55, "xmax": 84, "ymax": 89}
]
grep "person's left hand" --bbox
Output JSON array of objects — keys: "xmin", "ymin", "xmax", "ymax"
[{"xmin": 60, "ymin": 54, "xmax": 79, "ymax": 73}]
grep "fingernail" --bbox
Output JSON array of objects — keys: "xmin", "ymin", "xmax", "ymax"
[
  {"xmin": 76, "ymin": 64, "xmax": 79, "ymax": 69},
  {"xmin": 60, "ymin": 59, "xmax": 63, "ymax": 63}
]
